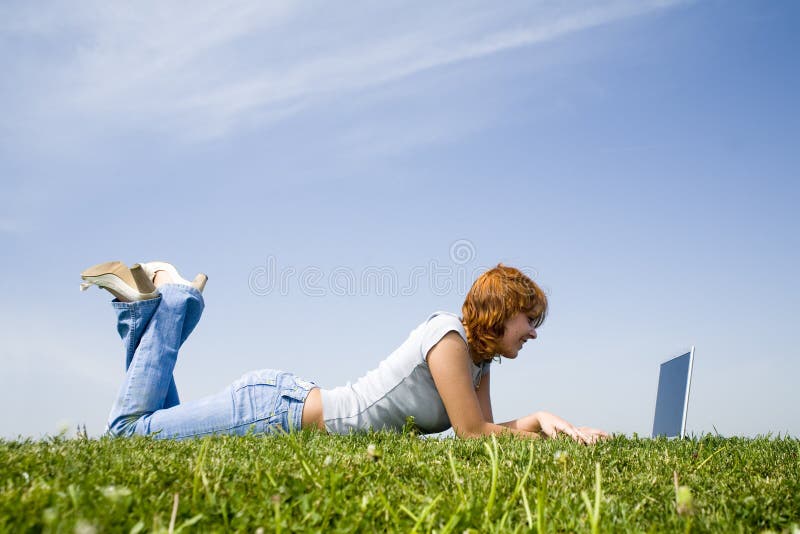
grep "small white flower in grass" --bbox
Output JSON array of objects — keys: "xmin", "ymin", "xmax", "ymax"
[
  {"xmin": 554, "ymin": 449, "xmax": 570, "ymax": 474},
  {"xmin": 21, "ymin": 472, "xmax": 29, "ymax": 483},
  {"xmin": 56, "ymin": 419, "xmax": 73, "ymax": 437},
  {"xmin": 74, "ymin": 519, "xmax": 97, "ymax": 534},
  {"xmin": 101, "ymin": 485, "xmax": 132, "ymax": 503},
  {"xmin": 323, "ymin": 455, "xmax": 333, "ymax": 467},
  {"xmin": 366, "ymin": 443, "xmax": 382, "ymax": 461},
  {"xmin": 673, "ymin": 470, "xmax": 694, "ymax": 516},
  {"xmin": 675, "ymin": 486, "xmax": 694, "ymax": 516},
  {"xmin": 42, "ymin": 507, "xmax": 58, "ymax": 525}
]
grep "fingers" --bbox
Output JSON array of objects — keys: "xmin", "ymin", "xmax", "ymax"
[
  {"xmin": 576, "ymin": 426, "xmax": 611, "ymax": 443},
  {"xmin": 557, "ymin": 425, "xmax": 607, "ymax": 445},
  {"xmin": 539, "ymin": 414, "xmax": 608, "ymax": 445},
  {"xmin": 579, "ymin": 426, "xmax": 609, "ymax": 438},
  {"xmin": 555, "ymin": 423, "xmax": 591, "ymax": 445},
  {"xmin": 571, "ymin": 427, "xmax": 589, "ymax": 444}
]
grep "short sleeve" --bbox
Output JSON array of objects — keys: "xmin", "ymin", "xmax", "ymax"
[{"xmin": 420, "ymin": 312, "xmax": 468, "ymax": 364}]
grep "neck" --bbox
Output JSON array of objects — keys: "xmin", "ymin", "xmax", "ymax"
[
  {"xmin": 467, "ymin": 344, "xmax": 484, "ymax": 365},
  {"xmin": 462, "ymin": 322, "xmax": 486, "ymax": 364}
]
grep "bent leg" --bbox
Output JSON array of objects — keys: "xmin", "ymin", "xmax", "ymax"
[
  {"xmin": 107, "ymin": 284, "xmax": 204, "ymax": 435},
  {"xmin": 112, "ymin": 296, "xmax": 183, "ymax": 406},
  {"xmin": 113, "ymin": 291, "xmax": 201, "ymax": 409}
]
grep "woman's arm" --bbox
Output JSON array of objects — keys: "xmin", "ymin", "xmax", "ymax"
[
  {"xmin": 427, "ymin": 332, "xmax": 539, "ymax": 439},
  {"xmin": 428, "ymin": 332, "xmax": 608, "ymax": 443},
  {"xmin": 476, "ymin": 371, "xmax": 493, "ymax": 423}
]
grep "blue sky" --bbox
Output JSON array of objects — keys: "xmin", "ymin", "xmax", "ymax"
[{"xmin": 1, "ymin": 1, "xmax": 798, "ymax": 439}]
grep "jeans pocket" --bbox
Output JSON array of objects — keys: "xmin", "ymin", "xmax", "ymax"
[
  {"xmin": 231, "ymin": 370, "xmax": 283, "ymax": 429},
  {"xmin": 281, "ymin": 387, "xmax": 308, "ymax": 402},
  {"xmin": 232, "ymin": 369, "xmax": 280, "ymax": 390},
  {"xmin": 281, "ymin": 374, "xmax": 316, "ymax": 402}
]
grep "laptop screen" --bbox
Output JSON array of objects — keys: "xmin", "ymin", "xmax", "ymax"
[{"xmin": 652, "ymin": 349, "xmax": 694, "ymax": 438}]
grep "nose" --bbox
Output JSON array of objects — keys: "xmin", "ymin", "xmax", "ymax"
[{"xmin": 529, "ymin": 328, "xmax": 537, "ymax": 339}]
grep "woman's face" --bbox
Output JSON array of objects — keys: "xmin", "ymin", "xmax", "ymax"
[{"xmin": 498, "ymin": 311, "xmax": 538, "ymax": 358}]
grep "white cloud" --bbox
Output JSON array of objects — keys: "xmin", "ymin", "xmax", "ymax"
[{"xmin": 1, "ymin": 0, "xmax": 685, "ymax": 143}]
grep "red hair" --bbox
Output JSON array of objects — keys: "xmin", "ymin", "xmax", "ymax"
[{"xmin": 461, "ymin": 264, "xmax": 548, "ymax": 362}]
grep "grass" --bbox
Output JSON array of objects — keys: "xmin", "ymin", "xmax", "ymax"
[{"xmin": 1, "ymin": 432, "xmax": 798, "ymax": 532}]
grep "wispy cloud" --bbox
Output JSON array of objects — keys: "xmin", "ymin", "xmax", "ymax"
[
  {"xmin": 1, "ymin": 0, "xmax": 685, "ymax": 143},
  {"xmin": 0, "ymin": 218, "xmax": 25, "ymax": 235}
]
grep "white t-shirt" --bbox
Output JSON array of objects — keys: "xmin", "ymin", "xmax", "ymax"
[{"xmin": 320, "ymin": 311, "xmax": 491, "ymax": 434}]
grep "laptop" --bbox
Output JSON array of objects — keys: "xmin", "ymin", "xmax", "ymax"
[{"xmin": 652, "ymin": 347, "xmax": 695, "ymax": 438}]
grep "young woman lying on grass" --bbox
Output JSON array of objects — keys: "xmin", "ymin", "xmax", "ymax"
[{"xmin": 80, "ymin": 261, "xmax": 608, "ymax": 444}]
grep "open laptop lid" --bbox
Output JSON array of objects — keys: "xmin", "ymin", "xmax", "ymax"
[{"xmin": 652, "ymin": 347, "xmax": 695, "ymax": 438}]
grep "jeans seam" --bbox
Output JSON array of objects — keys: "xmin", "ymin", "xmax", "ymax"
[
  {"xmin": 169, "ymin": 418, "xmax": 283, "ymax": 440},
  {"xmin": 128, "ymin": 303, "xmax": 137, "ymax": 364},
  {"xmin": 123, "ymin": 302, "xmax": 137, "ymax": 410}
]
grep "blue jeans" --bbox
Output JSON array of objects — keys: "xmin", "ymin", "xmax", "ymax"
[{"xmin": 106, "ymin": 284, "xmax": 315, "ymax": 439}]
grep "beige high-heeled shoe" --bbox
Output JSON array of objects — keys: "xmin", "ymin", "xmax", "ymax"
[
  {"xmin": 80, "ymin": 261, "xmax": 160, "ymax": 301},
  {"xmin": 138, "ymin": 262, "xmax": 207, "ymax": 292}
]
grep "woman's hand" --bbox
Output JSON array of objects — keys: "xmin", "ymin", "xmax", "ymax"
[
  {"xmin": 497, "ymin": 411, "xmax": 608, "ymax": 444},
  {"xmin": 576, "ymin": 426, "xmax": 609, "ymax": 444},
  {"xmin": 534, "ymin": 411, "xmax": 585, "ymax": 442}
]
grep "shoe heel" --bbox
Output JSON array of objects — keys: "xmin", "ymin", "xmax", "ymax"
[
  {"xmin": 192, "ymin": 273, "xmax": 208, "ymax": 293},
  {"xmin": 130, "ymin": 263, "xmax": 157, "ymax": 294},
  {"xmin": 81, "ymin": 261, "xmax": 126, "ymax": 279},
  {"xmin": 80, "ymin": 260, "xmax": 159, "ymax": 302}
]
